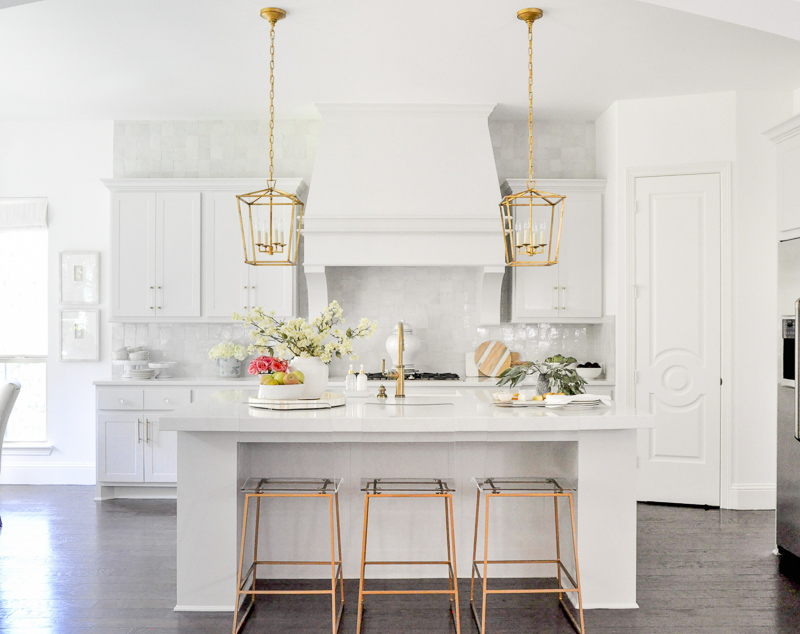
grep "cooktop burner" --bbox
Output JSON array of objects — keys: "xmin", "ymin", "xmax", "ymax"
[{"xmin": 365, "ymin": 371, "xmax": 461, "ymax": 381}]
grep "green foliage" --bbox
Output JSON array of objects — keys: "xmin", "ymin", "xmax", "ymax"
[{"xmin": 497, "ymin": 354, "xmax": 587, "ymax": 395}]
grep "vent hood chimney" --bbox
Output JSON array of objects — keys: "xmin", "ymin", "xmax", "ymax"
[{"xmin": 303, "ymin": 103, "xmax": 505, "ymax": 324}]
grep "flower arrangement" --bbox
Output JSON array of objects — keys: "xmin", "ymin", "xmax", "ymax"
[
  {"xmin": 248, "ymin": 355, "xmax": 303, "ymax": 386},
  {"xmin": 208, "ymin": 340, "xmax": 247, "ymax": 361},
  {"xmin": 497, "ymin": 354, "xmax": 587, "ymax": 395},
  {"xmin": 234, "ymin": 300, "xmax": 378, "ymax": 364}
]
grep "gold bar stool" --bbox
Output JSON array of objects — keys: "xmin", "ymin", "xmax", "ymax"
[
  {"xmin": 470, "ymin": 477, "xmax": 585, "ymax": 634},
  {"xmin": 357, "ymin": 477, "xmax": 461, "ymax": 634},
  {"xmin": 233, "ymin": 477, "xmax": 344, "ymax": 634}
]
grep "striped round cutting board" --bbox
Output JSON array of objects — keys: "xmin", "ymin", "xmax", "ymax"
[{"xmin": 474, "ymin": 340, "xmax": 511, "ymax": 377}]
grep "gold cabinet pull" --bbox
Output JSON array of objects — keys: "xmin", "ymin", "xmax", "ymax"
[{"xmin": 137, "ymin": 419, "xmax": 142, "ymax": 443}]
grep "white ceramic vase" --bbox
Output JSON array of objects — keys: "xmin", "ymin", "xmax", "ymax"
[
  {"xmin": 216, "ymin": 357, "xmax": 242, "ymax": 378},
  {"xmin": 290, "ymin": 356, "xmax": 329, "ymax": 400}
]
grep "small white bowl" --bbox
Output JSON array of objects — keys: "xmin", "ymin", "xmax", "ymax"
[
  {"xmin": 129, "ymin": 351, "xmax": 150, "ymax": 360},
  {"xmin": 576, "ymin": 367, "xmax": 602, "ymax": 380},
  {"xmin": 492, "ymin": 391, "xmax": 514, "ymax": 403},
  {"xmin": 257, "ymin": 384, "xmax": 305, "ymax": 400}
]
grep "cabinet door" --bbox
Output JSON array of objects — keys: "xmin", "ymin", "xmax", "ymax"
[
  {"xmin": 143, "ymin": 417, "xmax": 177, "ymax": 483},
  {"xmin": 250, "ymin": 265, "xmax": 294, "ymax": 316},
  {"xmin": 203, "ymin": 191, "xmax": 250, "ymax": 317},
  {"xmin": 513, "ymin": 264, "xmax": 561, "ymax": 319},
  {"xmin": 97, "ymin": 412, "xmax": 144, "ymax": 483},
  {"xmin": 111, "ymin": 193, "xmax": 156, "ymax": 318},
  {"xmin": 557, "ymin": 192, "xmax": 602, "ymax": 319},
  {"xmin": 155, "ymin": 192, "xmax": 201, "ymax": 317}
]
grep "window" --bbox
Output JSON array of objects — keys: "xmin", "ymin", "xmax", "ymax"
[{"xmin": 0, "ymin": 199, "xmax": 47, "ymax": 442}]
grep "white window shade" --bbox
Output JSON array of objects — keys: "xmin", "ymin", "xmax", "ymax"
[
  {"xmin": 0, "ymin": 198, "xmax": 47, "ymax": 229},
  {"xmin": 0, "ymin": 228, "xmax": 47, "ymax": 355}
]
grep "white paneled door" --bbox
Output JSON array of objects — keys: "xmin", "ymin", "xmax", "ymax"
[{"xmin": 634, "ymin": 173, "xmax": 721, "ymax": 506}]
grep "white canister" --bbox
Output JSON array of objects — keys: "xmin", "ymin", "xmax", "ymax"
[
  {"xmin": 385, "ymin": 322, "xmax": 422, "ymax": 369},
  {"xmin": 216, "ymin": 357, "xmax": 242, "ymax": 377}
]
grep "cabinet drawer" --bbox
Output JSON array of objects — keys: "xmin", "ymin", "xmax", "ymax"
[
  {"xmin": 144, "ymin": 388, "xmax": 192, "ymax": 411},
  {"xmin": 98, "ymin": 388, "xmax": 144, "ymax": 410}
]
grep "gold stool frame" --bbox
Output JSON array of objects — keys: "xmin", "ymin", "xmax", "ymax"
[
  {"xmin": 356, "ymin": 478, "xmax": 461, "ymax": 634},
  {"xmin": 233, "ymin": 477, "xmax": 344, "ymax": 634},
  {"xmin": 470, "ymin": 478, "xmax": 585, "ymax": 634}
]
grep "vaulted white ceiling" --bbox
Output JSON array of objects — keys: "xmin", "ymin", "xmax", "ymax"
[{"xmin": 1, "ymin": 0, "xmax": 799, "ymax": 121}]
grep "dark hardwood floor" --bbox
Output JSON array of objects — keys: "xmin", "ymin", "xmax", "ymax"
[{"xmin": 0, "ymin": 486, "xmax": 798, "ymax": 633}]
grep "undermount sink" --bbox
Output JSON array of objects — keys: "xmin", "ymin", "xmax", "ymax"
[{"xmin": 364, "ymin": 395, "xmax": 455, "ymax": 406}]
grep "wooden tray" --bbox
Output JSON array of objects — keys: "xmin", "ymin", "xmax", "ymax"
[{"xmin": 248, "ymin": 392, "xmax": 346, "ymax": 410}]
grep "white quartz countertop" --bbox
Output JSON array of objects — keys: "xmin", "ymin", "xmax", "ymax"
[
  {"xmin": 159, "ymin": 387, "xmax": 651, "ymax": 434},
  {"xmin": 95, "ymin": 376, "xmax": 614, "ymax": 387}
]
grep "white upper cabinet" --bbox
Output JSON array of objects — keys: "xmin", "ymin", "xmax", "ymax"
[
  {"xmin": 112, "ymin": 192, "xmax": 155, "ymax": 318},
  {"xmin": 507, "ymin": 179, "xmax": 605, "ymax": 322},
  {"xmin": 203, "ymin": 190, "xmax": 294, "ymax": 319},
  {"xmin": 766, "ymin": 114, "xmax": 800, "ymax": 239},
  {"xmin": 111, "ymin": 191, "xmax": 200, "ymax": 319},
  {"xmin": 105, "ymin": 179, "xmax": 304, "ymax": 322}
]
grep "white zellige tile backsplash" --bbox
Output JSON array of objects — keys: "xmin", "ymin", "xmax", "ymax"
[{"xmin": 111, "ymin": 267, "xmax": 613, "ymax": 379}]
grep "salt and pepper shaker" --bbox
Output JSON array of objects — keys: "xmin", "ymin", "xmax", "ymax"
[
  {"xmin": 356, "ymin": 364, "xmax": 367, "ymax": 391},
  {"xmin": 345, "ymin": 364, "xmax": 357, "ymax": 391}
]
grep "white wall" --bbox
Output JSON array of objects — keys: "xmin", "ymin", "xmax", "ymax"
[
  {"xmin": 0, "ymin": 121, "xmax": 114, "ymax": 484},
  {"xmin": 596, "ymin": 90, "xmax": 792, "ymax": 509}
]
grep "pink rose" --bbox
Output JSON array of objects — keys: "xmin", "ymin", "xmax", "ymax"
[
  {"xmin": 248, "ymin": 359, "xmax": 260, "ymax": 375},
  {"xmin": 255, "ymin": 357, "xmax": 270, "ymax": 374},
  {"xmin": 270, "ymin": 358, "xmax": 288, "ymax": 373}
]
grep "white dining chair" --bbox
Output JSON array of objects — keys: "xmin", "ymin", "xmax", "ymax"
[{"xmin": 0, "ymin": 381, "xmax": 22, "ymax": 528}]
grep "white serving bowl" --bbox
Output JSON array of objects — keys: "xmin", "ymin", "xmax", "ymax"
[
  {"xmin": 257, "ymin": 384, "xmax": 305, "ymax": 400},
  {"xmin": 576, "ymin": 367, "xmax": 602, "ymax": 380}
]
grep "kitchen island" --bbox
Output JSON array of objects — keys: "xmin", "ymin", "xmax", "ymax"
[{"xmin": 160, "ymin": 388, "xmax": 652, "ymax": 612}]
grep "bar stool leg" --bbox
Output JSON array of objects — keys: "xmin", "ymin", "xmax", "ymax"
[
  {"xmin": 470, "ymin": 486, "xmax": 481, "ymax": 606},
  {"xmin": 253, "ymin": 497, "xmax": 262, "ymax": 598},
  {"xmin": 357, "ymin": 493, "xmax": 371, "ymax": 634},
  {"xmin": 335, "ymin": 491, "xmax": 345, "ymax": 609},
  {"xmin": 327, "ymin": 493, "xmax": 337, "ymax": 634},
  {"xmin": 444, "ymin": 495, "xmax": 454, "ymax": 609},
  {"xmin": 565, "ymin": 493, "xmax": 585, "ymax": 633},
  {"xmin": 447, "ymin": 493, "xmax": 462, "ymax": 634},
  {"xmin": 554, "ymin": 494, "xmax": 563, "ymax": 602},
  {"xmin": 481, "ymin": 493, "xmax": 490, "ymax": 634},
  {"xmin": 233, "ymin": 494, "xmax": 253, "ymax": 634}
]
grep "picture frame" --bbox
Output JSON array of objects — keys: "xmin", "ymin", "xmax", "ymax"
[
  {"xmin": 60, "ymin": 251, "xmax": 99, "ymax": 304},
  {"xmin": 60, "ymin": 309, "xmax": 99, "ymax": 361}
]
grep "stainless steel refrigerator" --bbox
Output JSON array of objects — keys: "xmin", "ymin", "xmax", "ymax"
[{"xmin": 777, "ymin": 237, "xmax": 800, "ymax": 568}]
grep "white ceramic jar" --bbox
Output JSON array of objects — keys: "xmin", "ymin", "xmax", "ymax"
[{"xmin": 385, "ymin": 321, "xmax": 422, "ymax": 369}]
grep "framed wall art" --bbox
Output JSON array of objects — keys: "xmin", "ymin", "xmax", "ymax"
[
  {"xmin": 60, "ymin": 309, "xmax": 99, "ymax": 361},
  {"xmin": 60, "ymin": 251, "xmax": 99, "ymax": 304}
]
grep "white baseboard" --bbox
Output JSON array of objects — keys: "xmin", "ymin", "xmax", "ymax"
[
  {"xmin": 581, "ymin": 602, "xmax": 639, "ymax": 610},
  {"xmin": 727, "ymin": 483, "xmax": 776, "ymax": 510},
  {"xmin": 174, "ymin": 605, "xmax": 233, "ymax": 612},
  {"xmin": 0, "ymin": 462, "xmax": 95, "ymax": 485}
]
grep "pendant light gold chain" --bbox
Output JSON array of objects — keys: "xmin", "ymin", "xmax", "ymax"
[
  {"xmin": 268, "ymin": 20, "xmax": 276, "ymax": 184},
  {"xmin": 527, "ymin": 20, "xmax": 534, "ymax": 187}
]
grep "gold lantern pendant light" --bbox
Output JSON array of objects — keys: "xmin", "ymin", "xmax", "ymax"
[
  {"xmin": 500, "ymin": 8, "xmax": 565, "ymax": 267},
  {"xmin": 237, "ymin": 7, "xmax": 304, "ymax": 266}
]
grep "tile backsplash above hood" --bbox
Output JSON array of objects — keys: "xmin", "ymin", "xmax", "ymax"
[{"xmin": 303, "ymin": 103, "xmax": 506, "ymax": 324}]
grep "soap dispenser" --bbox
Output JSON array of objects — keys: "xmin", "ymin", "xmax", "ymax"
[
  {"xmin": 356, "ymin": 364, "xmax": 368, "ymax": 391},
  {"xmin": 345, "ymin": 364, "xmax": 357, "ymax": 391}
]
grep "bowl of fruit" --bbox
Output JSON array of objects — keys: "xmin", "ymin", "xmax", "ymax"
[
  {"xmin": 575, "ymin": 362, "xmax": 602, "ymax": 380},
  {"xmin": 250, "ymin": 356, "xmax": 306, "ymax": 400}
]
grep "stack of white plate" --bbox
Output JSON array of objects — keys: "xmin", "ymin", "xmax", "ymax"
[{"xmin": 127, "ymin": 368, "xmax": 156, "ymax": 380}]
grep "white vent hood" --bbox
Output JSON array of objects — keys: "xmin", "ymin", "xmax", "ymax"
[{"xmin": 303, "ymin": 103, "xmax": 505, "ymax": 324}]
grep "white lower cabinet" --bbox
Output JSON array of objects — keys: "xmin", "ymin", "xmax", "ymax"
[{"xmin": 96, "ymin": 387, "xmax": 190, "ymax": 492}]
